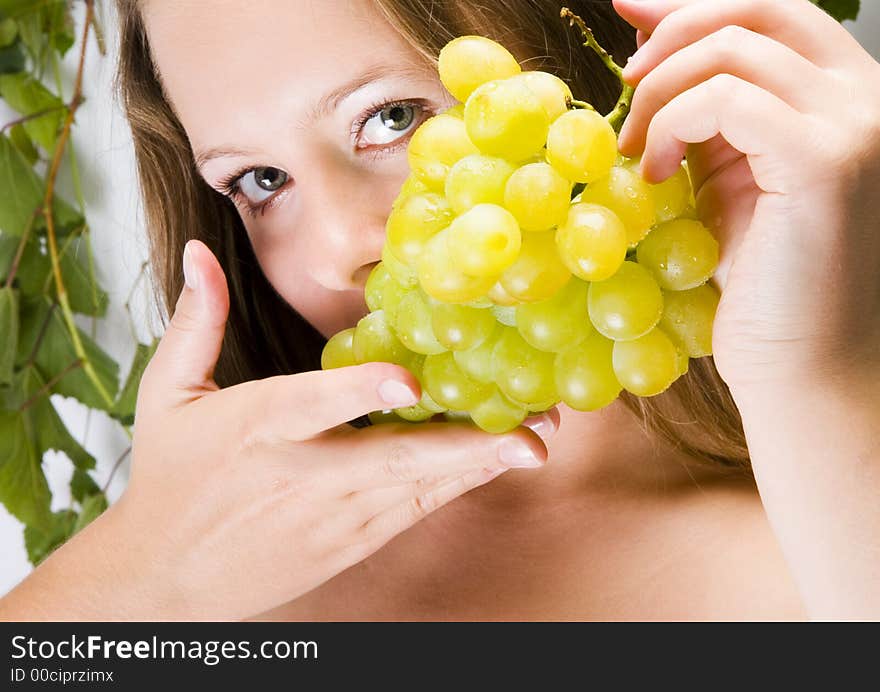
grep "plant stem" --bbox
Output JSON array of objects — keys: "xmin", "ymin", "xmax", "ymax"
[
  {"xmin": 102, "ymin": 446, "xmax": 132, "ymax": 495},
  {"xmin": 3, "ymin": 209, "xmax": 41, "ymax": 289},
  {"xmin": 19, "ymin": 358, "xmax": 84, "ymax": 413},
  {"xmin": 560, "ymin": 7, "xmax": 635, "ymax": 133}
]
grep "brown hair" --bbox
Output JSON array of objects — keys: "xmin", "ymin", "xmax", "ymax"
[{"xmin": 114, "ymin": 0, "xmax": 750, "ymax": 472}]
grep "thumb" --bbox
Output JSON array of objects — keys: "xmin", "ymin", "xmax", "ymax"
[{"xmin": 145, "ymin": 239, "xmax": 230, "ymax": 406}]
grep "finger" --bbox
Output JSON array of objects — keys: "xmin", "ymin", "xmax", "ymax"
[
  {"xmin": 521, "ymin": 407, "xmax": 560, "ymax": 445},
  {"xmin": 141, "ymin": 240, "xmax": 230, "ymax": 409},
  {"xmin": 640, "ymin": 74, "xmax": 810, "ymax": 191},
  {"xmin": 618, "ymin": 26, "xmax": 831, "ymax": 156},
  {"xmin": 684, "ymin": 136, "xmax": 743, "ymax": 195},
  {"xmin": 325, "ymin": 420, "xmax": 548, "ymax": 492},
  {"xmin": 358, "ymin": 466, "xmax": 509, "ymax": 548},
  {"xmin": 635, "ymin": 29, "xmax": 649, "ymax": 50},
  {"xmin": 615, "ymin": 0, "xmax": 863, "ymax": 83},
  {"xmin": 224, "ymin": 361, "xmax": 422, "ymax": 443}
]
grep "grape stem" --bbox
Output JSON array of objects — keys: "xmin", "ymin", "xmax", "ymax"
[{"xmin": 560, "ymin": 7, "xmax": 635, "ymax": 133}]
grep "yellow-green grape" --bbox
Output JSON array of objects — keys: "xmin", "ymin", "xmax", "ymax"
[
  {"xmin": 499, "ymin": 229, "xmax": 571, "ymax": 302},
  {"xmin": 588, "ymin": 261, "xmax": 663, "ymax": 341},
  {"xmin": 445, "ymin": 154, "xmax": 516, "ymax": 214},
  {"xmin": 444, "ymin": 103, "xmax": 465, "ymax": 119},
  {"xmin": 679, "ymin": 206, "xmax": 699, "ymax": 220},
  {"xmin": 659, "ymin": 283, "xmax": 720, "ymax": 358},
  {"xmin": 580, "ymin": 165, "xmax": 655, "ymax": 246},
  {"xmin": 381, "ymin": 280, "xmax": 410, "ymax": 327},
  {"xmin": 419, "ymin": 390, "xmax": 447, "ymax": 414},
  {"xmin": 448, "ymin": 204, "xmax": 522, "ymax": 277},
  {"xmin": 674, "ymin": 345, "xmax": 690, "ymax": 377},
  {"xmin": 465, "ymin": 295, "xmax": 494, "ymax": 308},
  {"xmin": 422, "ymin": 351, "xmax": 494, "ymax": 410},
  {"xmin": 365, "ymin": 263, "xmax": 393, "ymax": 311},
  {"xmin": 381, "ymin": 244, "xmax": 418, "ymax": 289},
  {"xmin": 555, "ymin": 202, "xmax": 628, "ymax": 282},
  {"xmin": 453, "ymin": 323, "xmax": 504, "ymax": 383},
  {"xmin": 554, "ymin": 330, "xmax": 622, "ymax": 411},
  {"xmin": 470, "ymin": 386, "xmax": 529, "ymax": 433},
  {"xmin": 443, "ymin": 410, "xmax": 472, "ymax": 423},
  {"xmin": 418, "ymin": 228, "xmax": 496, "ymax": 303},
  {"xmin": 649, "ymin": 163, "xmax": 691, "ymax": 223},
  {"xmin": 488, "ymin": 280, "xmax": 519, "ymax": 306},
  {"xmin": 321, "ymin": 328, "xmax": 357, "ymax": 370},
  {"xmin": 518, "ymin": 70, "xmax": 572, "ymax": 121},
  {"xmin": 431, "ymin": 303, "xmax": 496, "ymax": 350},
  {"xmin": 408, "ymin": 114, "xmax": 479, "ymax": 190},
  {"xmin": 636, "ymin": 218, "xmax": 720, "ymax": 291},
  {"xmin": 393, "ymin": 175, "xmax": 431, "ymax": 209},
  {"xmin": 386, "ymin": 192, "xmax": 453, "ymax": 267},
  {"xmin": 492, "ymin": 327, "xmax": 558, "ymax": 405},
  {"xmin": 546, "ymin": 109, "xmax": 617, "ymax": 183},
  {"xmin": 527, "ymin": 398, "xmax": 558, "ymax": 413},
  {"xmin": 516, "ymin": 277, "xmax": 593, "ymax": 352},
  {"xmin": 393, "ymin": 290, "xmax": 446, "ymax": 355},
  {"xmin": 394, "ymin": 403, "xmax": 435, "ymax": 422},
  {"xmin": 491, "ymin": 304, "xmax": 517, "ymax": 327},
  {"xmin": 503, "ymin": 162, "xmax": 571, "ymax": 232},
  {"xmin": 438, "ymin": 36, "xmax": 522, "ymax": 102},
  {"xmin": 464, "ymin": 78, "xmax": 550, "ymax": 161},
  {"xmin": 352, "ymin": 310, "xmax": 414, "ymax": 367},
  {"xmin": 611, "ymin": 327, "xmax": 680, "ymax": 397},
  {"xmin": 369, "ymin": 409, "xmax": 403, "ymax": 425}
]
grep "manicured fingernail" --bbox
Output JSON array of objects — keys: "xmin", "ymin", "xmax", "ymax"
[
  {"xmin": 182, "ymin": 242, "xmax": 199, "ymax": 291},
  {"xmin": 522, "ymin": 412, "xmax": 557, "ymax": 440},
  {"xmin": 378, "ymin": 379, "xmax": 419, "ymax": 407},
  {"xmin": 498, "ymin": 439, "xmax": 542, "ymax": 469}
]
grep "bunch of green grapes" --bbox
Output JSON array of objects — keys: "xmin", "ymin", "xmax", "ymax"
[{"xmin": 321, "ymin": 32, "xmax": 721, "ymax": 434}]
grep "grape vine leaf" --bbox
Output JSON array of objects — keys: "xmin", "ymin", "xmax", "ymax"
[
  {"xmin": 0, "ymin": 72, "xmax": 64, "ymax": 152},
  {"xmin": 0, "ymin": 285, "xmax": 18, "ymax": 385},
  {"xmin": 9, "ymin": 122, "xmax": 38, "ymax": 165},
  {"xmin": 0, "ymin": 42, "xmax": 24, "ymax": 73},
  {"xmin": 809, "ymin": 0, "xmax": 860, "ymax": 22},
  {"xmin": 110, "ymin": 338, "xmax": 160, "ymax": 426},
  {"xmin": 0, "ymin": 16, "xmax": 16, "ymax": 46},
  {"xmin": 70, "ymin": 467, "xmax": 99, "ymax": 503},
  {"xmin": 23, "ymin": 508, "xmax": 75, "ymax": 565},
  {"xmin": 0, "ymin": 133, "xmax": 43, "ymax": 237},
  {"xmin": 15, "ymin": 295, "xmax": 119, "ymax": 412},
  {"xmin": 72, "ymin": 492, "xmax": 107, "ymax": 535}
]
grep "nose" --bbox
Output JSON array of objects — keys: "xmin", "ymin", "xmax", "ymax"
[{"xmin": 299, "ymin": 163, "xmax": 398, "ymax": 292}]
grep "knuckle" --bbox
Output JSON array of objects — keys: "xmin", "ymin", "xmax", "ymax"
[
  {"xmin": 714, "ymin": 24, "xmax": 748, "ymax": 56},
  {"xmin": 382, "ymin": 441, "xmax": 417, "ymax": 483},
  {"xmin": 410, "ymin": 491, "xmax": 436, "ymax": 518}
]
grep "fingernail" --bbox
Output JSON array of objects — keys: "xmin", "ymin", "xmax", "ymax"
[
  {"xmin": 522, "ymin": 412, "xmax": 557, "ymax": 440},
  {"xmin": 183, "ymin": 242, "xmax": 199, "ymax": 291},
  {"xmin": 378, "ymin": 379, "xmax": 419, "ymax": 407},
  {"xmin": 498, "ymin": 439, "xmax": 542, "ymax": 469}
]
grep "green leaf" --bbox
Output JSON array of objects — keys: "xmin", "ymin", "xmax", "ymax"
[
  {"xmin": 9, "ymin": 122, "xmax": 38, "ymax": 164},
  {"xmin": 810, "ymin": 0, "xmax": 860, "ymax": 22},
  {"xmin": 110, "ymin": 338, "xmax": 159, "ymax": 426},
  {"xmin": 72, "ymin": 492, "xmax": 107, "ymax": 534},
  {"xmin": 15, "ymin": 295, "xmax": 119, "ymax": 411},
  {"xmin": 0, "ymin": 133, "xmax": 43, "ymax": 237},
  {"xmin": 23, "ymin": 508, "xmax": 76, "ymax": 565},
  {"xmin": 45, "ymin": 0, "xmax": 73, "ymax": 57},
  {"xmin": 70, "ymin": 467, "xmax": 99, "ymax": 503},
  {"xmin": 0, "ymin": 285, "xmax": 18, "ymax": 385},
  {"xmin": 0, "ymin": 42, "xmax": 24, "ymax": 73},
  {"xmin": 0, "ymin": 17, "xmax": 16, "ymax": 47},
  {"xmin": 0, "ymin": 72, "xmax": 64, "ymax": 152},
  {"xmin": 0, "ymin": 232, "xmax": 17, "ymax": 279}
]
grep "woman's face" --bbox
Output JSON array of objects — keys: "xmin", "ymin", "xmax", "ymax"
[{"xmin": 142, "ymin": 0, "xmax": 453, "ymax": 336}]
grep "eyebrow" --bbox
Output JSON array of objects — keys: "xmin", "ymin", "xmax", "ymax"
[{"xmin": 193, "ymin": 62, "xmax": 431, "ymax": 172}]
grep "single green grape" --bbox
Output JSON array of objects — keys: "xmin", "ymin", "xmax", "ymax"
[
  {"xmin": 579, "ymin": 165, "xmax": 656, "ymax": 246},
  {"xmin": 636, "ymin": 218, "xmax": 720, "ymax": 291},
  {"xmin": 368, "ymin": 409, "xmax": 404, "ymax": 425},
  {"xmin": 381, "ymin": 244, "xmax": 418, "ymax": 289},
  {"xmin": 447, "ymin": 203, "xmax": 522, "ymax": 277},
  {"xmin": 588, "ymin": 261, "xmax": 663, "ymax": 341},
  {"xmin": 499, "ymin": 229, "xmax": 571, "ymax": 302},
  {"xmin": 488, "ymin": 280, "xmax": 519, "ymax": 306},
  {"xmin": 469, "ymin": 386, "xmax": 529, "ymax": 433},
  {"xmin": 518, "ymin": 71, "xmax": 572, "ymax": 121},
  {"xmin": 393, "ymin": 290, "xmax": 447, "ymax": 355},
  {"xmin": 445, "ymin": 154, "xmax": 516, "ymax": 214},
  {"xmin": 555, "ymin": 202, "xmax": 628, "ymax": 282},
  {"xmin": 408, "ymin": 114, "xmax": 479, "ymax": 190},
  {"xmin": 393, "ymin": 175, "xmax": 431, "ymax": 209},
  {"xmin": 321, "ymin": 327, "xmax": 357, "ymax": 369},
  {"xmin": 554, "ymin": 330, "xmax": 622, "ymax": 411},
  {"xmin": 418, "ymin": 227, "xmax": 497, "ymax": 303},
  {"xmin": 386, "ymin": 192, "xmax": 453, "ymax": 267},
  {"xmin": 659, "ymin": 283, "xmax": 720, "ymax": 357},
  {"xmin": 546, "ymin": 109, "xmax": 617, "ymax": 183},
  {"xmin": 364, "ymin": 263, "xmax": 394, "ymax": 312},
  {"xmin": 492, "ymin": 326, "xmax": 558, "ymax": 405},
  {"xmin": 464, "ymin": 78, "xmax": 550, "ymax": 162},
  {"xmin": 393, "ymin": 403, "xmax": 435, "ymax": 422},
  {"xmin": 503, "ymin": 162, "xmax": 572, "ymax": 232},
  {"xmin": 516, "ymin": 276, "xmax": 593, "ymax": 352},
  {"xmin": 453, "ymin": 323, "xmax": 504, "ymax": 383},
  {"xmin": 381, "ymin": 280, "xmax": 410, "ymax": 327},
  {"xmin": 646, "ymin": 162, "xmax": 691, "ymax": 224},
  {"xmin": 438, "ymin": 36, "xmax": 522, "ymax": 102},
  {"xmin": 422, "ymin": 351, "xmax": 494, "ymax": 410},
  {"xmin": 611, "ymin": 327, "xmax": 680, "ymax": 397},
  {"xmin": 431, "ymin": 302, "xmax": 496, "ymax": 350},
  {"xmin": 491, "ymin": 304, "xmax": 517, "ymax": 327},
  {"xmin": 352, "ymin": 310, "xmax": 414, "ymax": 367}
]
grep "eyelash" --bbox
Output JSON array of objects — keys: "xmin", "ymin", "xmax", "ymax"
[{"xmin": 217, "ymin": 98, "xmax": 431, "ymax": 218}]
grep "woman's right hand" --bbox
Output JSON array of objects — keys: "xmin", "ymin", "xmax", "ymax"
[{"xmin": 75, "ymin": 240, "xmax": 552, "ymax": 621}]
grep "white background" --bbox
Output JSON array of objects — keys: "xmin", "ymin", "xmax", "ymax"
[{"xmin": 1, "ymin": 1, "xmax": 879, "ymax": 596}]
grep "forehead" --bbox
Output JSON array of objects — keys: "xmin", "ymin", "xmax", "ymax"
[{"xmin": 140, "ymin": 0, "xmax": 430, "ymax": 148}]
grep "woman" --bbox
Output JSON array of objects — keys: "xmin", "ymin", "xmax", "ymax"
[{"xmin": 1, "ymin": 0, "xmax": 878, "ymax": 621}]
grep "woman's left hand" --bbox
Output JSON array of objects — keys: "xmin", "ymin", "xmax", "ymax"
[{"xmin": 613, "ymin": 0, "xmax": 880, "ymax": 395}]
